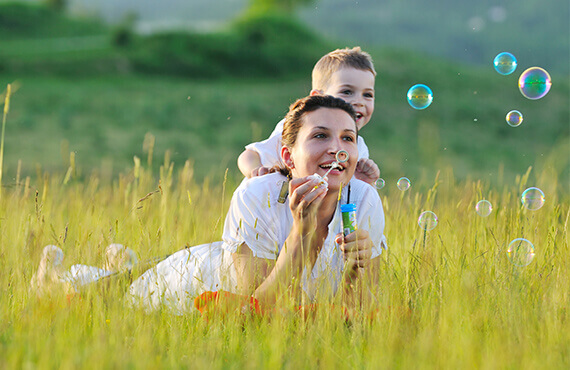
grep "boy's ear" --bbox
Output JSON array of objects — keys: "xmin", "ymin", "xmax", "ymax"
[
  {"xmin": 310, "ymin": 89, "xmax": 323, "ymax": 96},
  {"xmin": 281, "ymin": 146, "xmax": 294, "ymax": 169}
]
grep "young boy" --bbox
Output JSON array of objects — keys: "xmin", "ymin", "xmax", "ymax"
[{"xmin": 237, "ymin": 47, "xmax": 380, "ymax": 185}]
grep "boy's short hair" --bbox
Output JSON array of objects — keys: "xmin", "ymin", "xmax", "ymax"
[{"xmin": 312, "ymin": 47, "xmax": 376, "ymax": 91}]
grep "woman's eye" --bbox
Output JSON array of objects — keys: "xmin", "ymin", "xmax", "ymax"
[
  {"xmin": 314, "ymin": 133, "xmax": 326, "ymax": 139},
  {"xmin": 343, "ymin": 136, "xmax": 355, "ymax": 142}
]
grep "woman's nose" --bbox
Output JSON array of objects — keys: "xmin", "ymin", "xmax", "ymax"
[{"xmin": 329, "ymin": 137, "xmax": 344, "ymax": 153}]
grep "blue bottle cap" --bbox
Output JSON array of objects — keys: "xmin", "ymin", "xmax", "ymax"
[{"xmin": 340, "ymin": 203, "xmax": 356, "ymax": 213}]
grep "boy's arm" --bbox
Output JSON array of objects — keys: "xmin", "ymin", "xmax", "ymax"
[{"xmin": 238, "ymin": 149, "xmax": 271, "ymax": 178}]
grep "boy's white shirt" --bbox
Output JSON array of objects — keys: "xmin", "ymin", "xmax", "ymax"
[{"xmin": 245, "ymin": 119, "xmax": 370, "ymax": 168}]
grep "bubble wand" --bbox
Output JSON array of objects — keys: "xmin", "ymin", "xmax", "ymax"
[
  {"xmin": 312, "ymin": 150, "xmax": 350, "ymax": 189},
  {"xmin": 323, "ymin": 150, "xmax": 349, "ymax": 179}
]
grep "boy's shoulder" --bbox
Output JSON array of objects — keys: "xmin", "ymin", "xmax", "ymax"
[{"xmin": 268, "ymin": 118, "xmax": 285, "ymax": 138}]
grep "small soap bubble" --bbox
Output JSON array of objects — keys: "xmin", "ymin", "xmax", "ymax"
[
  {"xmin": 493, "ymin": 52, "xmax": 517, "ymax": 75},
  {"xmin": 407, "ymin": 84, "xmax": 433, "ymax": 110},
  {"xmin": 506, "ymin": 110, "xmax": 523, "ymax": 127},
  {"xmin": 475, "ymin": 200, "xmax": 493, "ymax": 217},
  {"xmin": 336, "ymin": 150, "xmax": 349, "ymax": 163},
  {"xmin": 418, "ymin": 211, "xmax": 438, "ymax": 231},
  {"xmin": 507, "ymin": 238, "xmax": 535, "ymax": 267},
  {"xmin": 519, "ymin": 67, "xmax": 552, "ymax": 100},
  {"xmin": 397, "ymin": 177, "xmax": 411, "ymax": 191},
  {"xmin": 375, "ymin": 178, "xmax": 385, "ymax": 190},
  {"xmin": 521, "ymin": 187, "xmax": 545, "ymax": 210}
]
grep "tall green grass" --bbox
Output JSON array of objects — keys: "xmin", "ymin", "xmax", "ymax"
[{"xmin": 0, "ymin": 150, "xmax": 567, "ymax": 368}]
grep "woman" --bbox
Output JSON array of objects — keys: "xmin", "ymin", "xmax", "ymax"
[{"xmin": 128, "ymin": 95, "xmax": 387, "ymax": 314}]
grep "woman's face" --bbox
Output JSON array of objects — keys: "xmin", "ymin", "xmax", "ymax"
[{"xmin": 282, "ymin": 107, "xmax": 358, "ymax": 191}]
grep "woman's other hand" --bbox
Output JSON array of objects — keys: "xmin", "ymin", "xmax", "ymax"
[{"xmin": 335, "ymin": 229, "xmax": 373, "ymax": 274}]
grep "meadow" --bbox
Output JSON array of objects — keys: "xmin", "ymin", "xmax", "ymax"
[{"xmin": 0, "ymin": 143, "xmax": 568, "ymax": 368}]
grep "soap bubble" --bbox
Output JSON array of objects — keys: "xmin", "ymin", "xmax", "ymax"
[
  {"xmin": 521, "ymin": 187, "xmax": 545, "ymax": 210},
  {"xmin": 493, "ymin": 52, "xmax": 517, "ymax": 75},
  {"xmin": 475, "ymin": 200, "xmax": 493, "ymax": 217},
  {"xmin": 518, "ymin": 67, "xmax": 552, "ymax": 100},
  {"xmin": 397, "ymin": 177, "xmax": 411, "ymax": 191},
  {"xmin": 375, "ymin": 178, "xmax": 385, "ymax": 190},
  {"xmin": 418, "ymin": 211, "xmax": 438, "ymax": 231},
  {"xmin": 407, "ymin": 84, "xmax": 433, "ymax": 110},
  {"xmin": 336, "ymin": 150, "xmax": 349, "ymax": 163},
  {"xmin": 507, "ymin": 238, "xmax": 535, "ymax": 267},
  {"xmin": 506, "ymin": 110, "xmax": 523, "ymax": 127}
]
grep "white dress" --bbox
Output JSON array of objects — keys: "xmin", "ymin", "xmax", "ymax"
[
  {"xmin": 63, "ymin": 265, "xmax": 112, "ymax": 289},
  {"xmin": 245, "ymin": 119, "xmax": 370, "ymax": 168},
  {"xmin": 128, "ymin": 173, "xmax": 386, "ymax": 314}
]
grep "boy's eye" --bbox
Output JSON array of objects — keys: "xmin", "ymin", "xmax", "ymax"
[
  {"xmin": 341, "ymin": 89, "xmax": 353, "ymax": 95},
  {"xmin": 364, "ymin": 92, "xmax": 374, "ymax": 98}
]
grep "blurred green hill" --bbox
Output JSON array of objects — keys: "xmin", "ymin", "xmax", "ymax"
[
  {"xmin": 62, "ymin": 0, "xmax": 570, "ymax": 75},
  {"xmin": 301, "ymin": 0, "xmax": 570, "ymax": 76},
  {"xmin": 0, "ymin": 3, "xmax": 568, "ymax": 190}
]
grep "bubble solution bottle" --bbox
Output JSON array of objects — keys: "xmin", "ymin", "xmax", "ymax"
[{"xmin": 340, "ymin": 203, "xmax": 358, "ymax": 236}]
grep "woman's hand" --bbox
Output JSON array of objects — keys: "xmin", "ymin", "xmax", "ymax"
[
  {"xmin": 288, "ymin": 176, "xmax": 328, "ymax": 229},
  {"xmin": 335, "ymin": 229, "xmax": 374, "ymax": 275}
]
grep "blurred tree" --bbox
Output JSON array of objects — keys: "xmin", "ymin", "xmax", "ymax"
[
  {"xmin": 247, "ymin": 0, "xmax": 315, "ymax": 14},
  {"xmin": 44, "ymin": 0, "xmax": 66, "ymax": 12}
]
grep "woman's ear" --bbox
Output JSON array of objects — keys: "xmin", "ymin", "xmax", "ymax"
[{"xmin": 281, "ymin": 146, "xmax": 294, "ymax": 169}]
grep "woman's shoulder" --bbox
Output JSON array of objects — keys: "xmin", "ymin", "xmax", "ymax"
[
  {"xmin": 235, "ymin": 173, "xmax": 289, "ymax": 204},
  {"xmin": 349, "ymin": 178, "xmax": 380, "ymax": 205}
]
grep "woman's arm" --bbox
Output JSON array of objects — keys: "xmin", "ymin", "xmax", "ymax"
[
  {"xmin": 232, "ymin": 176, "xmax": 328, "ymax": 305},
  {"xmin": 232, "ymin": 242, "xmax": 273, "ymax": 294}
]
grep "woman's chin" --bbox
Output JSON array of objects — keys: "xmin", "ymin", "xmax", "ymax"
[{"xmin": 325, "ymin": 175, "xmax": 346, "ymax": 191}]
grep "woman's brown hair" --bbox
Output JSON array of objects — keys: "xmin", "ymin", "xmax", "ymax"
[{"xmin": 274, "ymin": 95, "xmax": 357, "ymax": 177}]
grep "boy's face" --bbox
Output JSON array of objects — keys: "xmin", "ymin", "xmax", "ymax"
[{"xmin": 313, "ymin": 67, "xmax": 375, "ymax": 130}]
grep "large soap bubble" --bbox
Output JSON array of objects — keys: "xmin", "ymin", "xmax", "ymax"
[
  {"xmin": 506, "ymin": 110, "xmax": 523, "ymax": 127},
  {"xmin": 475, "ymin": 200, "xmax": 493, "ymax": 217},
  {"xmin": 407, "ymin": 84, "xmax": 433, "ymax": 110},
  {"xmin": 418, "ymin": 211, "xmax": 438, "ymax": 231},
  {"xmin": 375, "ymin": 178, "xmax": 385, "ymax": 190},
  {"xmin": 493, "ymin": 52, "xmax": 517, "ymax": 75},
  {"xmin": 521, "ymin": 187, "xmax": 545, "ymax": 211},
  {"xmin": 397, "ymin": 177, "xmax": 411, "ymax": 191},
  {"xmin": 507, "ymin": 238, "xmax": 535, "ymax": 267},
  {"xmin": 519, "ymin": 67, "xmax": 552, "ymax": 100}
]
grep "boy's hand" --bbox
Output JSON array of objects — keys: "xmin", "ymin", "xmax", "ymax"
[
  {"xmin": 251, "ymin": 166, "xmax": 271, "ymax": 177},
  {"xmin": 354, "ymin": 158, "xmax": 380, "ymax": 185}
]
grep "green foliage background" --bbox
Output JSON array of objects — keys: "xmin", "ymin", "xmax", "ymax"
[{"xmin": 0, "ymin": 2, "xmax": 568, "ymax": 189}]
